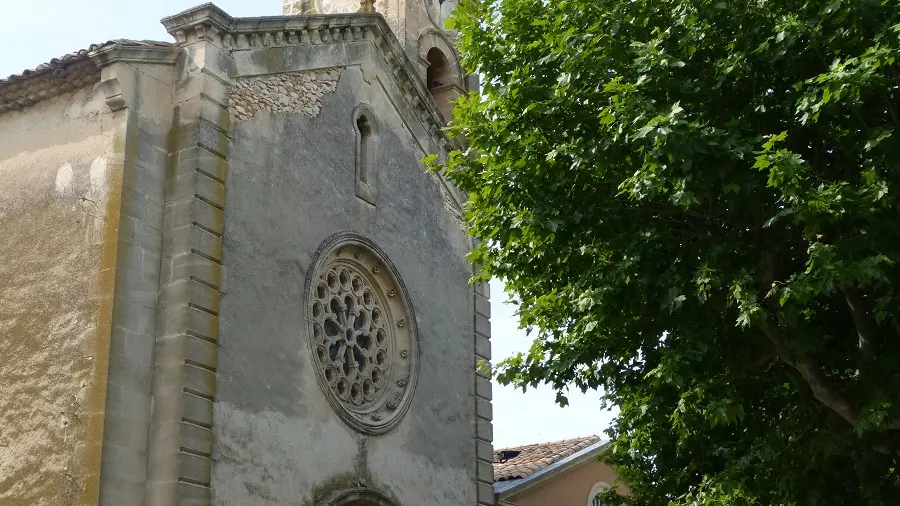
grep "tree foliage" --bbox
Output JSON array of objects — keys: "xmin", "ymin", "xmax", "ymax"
[{"xmin": 435, "ymin": 0, "xmax": 900, "ymax": 503}]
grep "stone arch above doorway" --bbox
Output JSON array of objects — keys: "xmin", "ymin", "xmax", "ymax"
[{"xmin": 320, "ymin": 487, "xmax": 398, "ymax": 506}]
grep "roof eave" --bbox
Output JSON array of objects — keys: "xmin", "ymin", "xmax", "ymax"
[{"xmin": 495, "ymin": 440, "xmax": 611, "ymax": 499}]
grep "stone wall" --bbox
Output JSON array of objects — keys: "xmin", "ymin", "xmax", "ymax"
[
  {"xmin": 230, "ymin": 69, "xmax": 342, "ymax": 122},
  {"xmin": 0, "ymin": 84, "xmax": 119, "ymax": 506},
  {"xmin": 211, "ymin": 49, "xmax": 477, "ymax": 505}
]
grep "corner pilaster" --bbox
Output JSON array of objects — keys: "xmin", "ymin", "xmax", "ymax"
[
  {"xmin": 473, "ymin": 279, "xmax": 495, "ymax": 505},
  {"xmin": 145, "ymin": 5, "xmax": 235, "ymax": 506},
  {"xmin": 82, "ymin": 43, "xmax": 179, "ymax": 506}
]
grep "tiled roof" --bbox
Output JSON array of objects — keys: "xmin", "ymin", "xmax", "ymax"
[
  {"xmin": 493, "ymin": 435, "xmax": 602, "ymax": 482},
  {"xmin": 0, "ymin": 40, "xmax": 173, "ymax": 88}
]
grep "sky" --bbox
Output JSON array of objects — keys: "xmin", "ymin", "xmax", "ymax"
[{"xmin": 0, "ymin": 0, "xmax": 616, "ymax": 448}]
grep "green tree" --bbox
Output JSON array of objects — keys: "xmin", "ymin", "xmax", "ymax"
[{"xmin": 435, "ymin": 0, "xmax": 900, "ymax": 503}]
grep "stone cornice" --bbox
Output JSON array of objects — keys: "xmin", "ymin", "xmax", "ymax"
[
  {"xmin": 160, "ymin": 2, "xmax": 234, "ymax": 38},
  {"xmin": 88, "ymin": 43, "xmax": 181, "ymax": 67},
  {"xmin": 160, "ymin": 5, "xmax": 460, "ymax": 156}
]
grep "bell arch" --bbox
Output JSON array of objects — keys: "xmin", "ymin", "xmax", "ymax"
[{"xmin": 417, "ymin": 27, "xmax": 466, "ymax": 122}]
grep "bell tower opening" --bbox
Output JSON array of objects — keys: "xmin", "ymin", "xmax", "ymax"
[
  {"xmin": 425, "ymin": 47, "xmax": 457, "ymax": 122},
  {"xmin": 426, "ymin": 48, "xmax": 450, "ymax": 90}
]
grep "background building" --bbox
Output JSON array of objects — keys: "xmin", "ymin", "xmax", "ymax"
[{"xmin": 493, "ymin": 436, "xmax": 626, "ymax": 506}]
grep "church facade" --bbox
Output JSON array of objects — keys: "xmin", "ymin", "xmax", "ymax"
[{"xmin": 0, "ymin": 2, "xmax": 494, "ymax": 505}]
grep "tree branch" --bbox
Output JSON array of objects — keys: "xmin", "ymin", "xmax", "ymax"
[
  {"xmin": 761, "ymin": 320, "xmax": 860, "ymax": 426},
  {"xmin": 842, "ymin": 283, "xmax": 878, "ymax": 363}
]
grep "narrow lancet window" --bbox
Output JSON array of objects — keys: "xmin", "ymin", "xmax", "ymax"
[
  {"xmin": 357, "ymin": 115, "xmax": 372, "ymax": 184},
  {"xmin": 353, "ymin": 105, "xmax": 378, "ymax": 204}
]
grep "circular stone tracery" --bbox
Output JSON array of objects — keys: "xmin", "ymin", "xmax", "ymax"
[{"xmin": 306, "ymin": 234, "xmax": 418, "ymax": 434}]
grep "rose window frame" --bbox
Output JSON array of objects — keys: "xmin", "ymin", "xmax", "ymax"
[{"xmin": 305, "ymin": 233, "xmax": 419, "ymax": 435}]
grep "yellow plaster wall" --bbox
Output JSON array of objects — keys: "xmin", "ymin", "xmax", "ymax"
[
  {"xmin": 506, "ymin": 458, "xmax": 628, "ymax": 506},
  {"xmin": 0, "ymin": 84, "xmax": 121, "ymax": 505}
]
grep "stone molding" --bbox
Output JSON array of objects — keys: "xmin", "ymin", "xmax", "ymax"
[
  {"xmin": 351, "ymin": 103, "xmax": 379, "ymax": 204},
  {"xmin": 416, "ymin": 26, "xmax": 464, "ymax": 85},
  {"xmin": 161, "ymin": 4, "xmax": 466, "ymax": 213},
  {"xmin": 144, "ymin": 15, "xmax": 234, "ymax": 504},
  {"xmin": 317, "ymin": 487, "xmax": 399, "ymax": 506},
  {"xmin": 91, "ymin": 45, "xmax": 181, "ymax": 112},
  {"xmin": 161, "ymin": 5, "xmax": 458, "ymax": 154},
  {"xmin": 473, "ymin": 277, "xmax": 495, "ymax": 506}
]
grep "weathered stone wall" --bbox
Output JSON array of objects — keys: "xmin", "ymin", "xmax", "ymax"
[
  {"xmin": 0, "ymin": 84, "xmax": 120, "ymax": 505},
  {"xmin": 212, "ymin": 49, "xmax": 477, "ymax": 505},
  {"xmin": 230, "ymin": 69, "xmax": 342, "ymax": 122}
]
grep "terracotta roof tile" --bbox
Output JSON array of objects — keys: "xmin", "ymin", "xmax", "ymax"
[
  {"xmin": 493, "ymin": 435, "xmax": 601, "ymax": 482},
  {"xmin": 0, "ymin": 40, "xmax": 173, "ymax": 88}
]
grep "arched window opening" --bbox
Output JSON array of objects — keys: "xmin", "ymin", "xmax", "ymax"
[
  {"xmin": 588, "ymin": 482, "xmax": 610, "ymax": 506},
  {"xmin": 356, "ymin": 115, "xmax": 372, "ymax": 184},
  {"xmin": 425, "ymin": 47, "xmax": 456, "ymax": 122},
  {"xmin": 426, "ymin": 48, "xmax": 451, "ymax": 90},
  {"xmin": 352, "ymin": 105, "xmax": 378, "ymax": 205}
]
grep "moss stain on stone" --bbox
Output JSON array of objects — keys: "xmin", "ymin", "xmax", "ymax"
[{"xmin": 78, "ymin": 118, "xmax": 128, "ymax": 506}]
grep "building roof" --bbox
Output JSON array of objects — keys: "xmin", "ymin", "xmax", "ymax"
[
  {"xmin": 0, "ymin": 40, "xmax": 173, "ymax": 114},
  {"xmin": 0, "ymin": 40, "xmax": 172, "ymax": 88},
  {"xmin": 493, "ymin": 435, "xmax": 609, "ymax": 497},
  {"xmin": 493, "ymin": 435, "xmax": 601, "ymax": 481}
]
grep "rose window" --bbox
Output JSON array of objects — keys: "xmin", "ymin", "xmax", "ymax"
[{"xmin": 306, "ymin": 234, "xmax": 418, "ymax": 434}]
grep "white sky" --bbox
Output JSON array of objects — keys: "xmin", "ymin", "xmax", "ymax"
[{"xmin": 0, "ymin": 0, "xmax": 616, "ymax": 448}]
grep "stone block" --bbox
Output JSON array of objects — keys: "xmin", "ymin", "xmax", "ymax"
[
  {"xmin": 175, "ymin": 69, "xmax": 230, "ymax": 109},
  {"xmin": 121, "ymin": 185, "xmax": 165, "ymax": 225},
  {"xmin": 179, "ymin": 450, "xmax": 212, "ymax": 484},
  {"xmin": 178, "ymin": 95, "xmax": 231, "ymax": 133},
  {"xmin": 164, "ymin": 197, "xmax": 225, "ymax": 237},
  {"xmin": 185, "ymin": 333, "xmax": 218, "ymax": 370},
  {"xmin": 162, "ymin": 224, "xmax": 222, "ymax": 264},
  {"xmin": 158, "ymin": 305, "xmax": 219, "ymax": 342},
  {"xmin": 182, "ymin": 392, "xmax": 214, "ymax": 427},
  {"xmin": 102, "ymin": 412, "xmax": 150, "ymax": 452},
  {"xmin": 476, "ymin": 459, "xmax": 494, "ymax": 482},
  {"xmin": 123, "ymin": 156, "xmax": 166, "ymax": 198},
  {"xmin": 476, "ymin": 480, "xmax": 494, "ymax": 503},
  {"xmin": 474, "ymin": 313, "xmax": 491, "ymax": 338},
  {"xmin": 476, "ymin": 418, "xmax": 493, "ymax": 443},
  {"xmin": 110, "ymin": 299, "xmax": 156, "ymax": 336},
  {"xmin": 173, "ymin": 145, "xmax": 229, "ymax": 183},
  {"xmin": 476, "ymin": 397, "xmax": 493, "ymax": 421},
  {"xmin": 98, "ymin": 473, "xmax": 146, "ymax": 506},
  {"xmin": 180, "ymin": 420, "xmax": 214, "ymax": 457},
  {"xmin": 178, "ymin": 481, "xmax": 212, "ymax": 506},
  {"xmin": 476, "ymin": 439, "xmax": 493, "ymax": 462},
  {"xmin": 101, "ymin": 443, "xmax": 148, "ymax": 482},
  {"xmin": 167, "ymin": 171, "xmax": 226, "ymax": 211},
  {"xmin": 183, "ymin": 362, "xmax": 217, "ymax": 398},
  {"xmin": 475, "ymin": 334, "xmax": 491, "ymax": 361},
  {"xmin": 475, "ymin": 376, "xmax": 492, "ymax": 401},
  {"xmin": 169, "ymin": 252, "xmax": 223, "ymax": 290},
  {"xmin": 474, "ymin": 292, "xmax": 490, "ymax": 318},
  {"xmin": 114, "ymin": 326, "xmax": 155, "ymax": 368}
]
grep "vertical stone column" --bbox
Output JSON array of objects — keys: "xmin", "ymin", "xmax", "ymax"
[
  {"xmin": 86, "ymin": 44, "xmax": 181, "ymax": 505},
  {"xmin": 146, "ymin": 5, "xmax": 235, "ymax": 506},
  {"xmin": 473, "ymin": 279, "xmax": 495, "ymax": 505}
]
